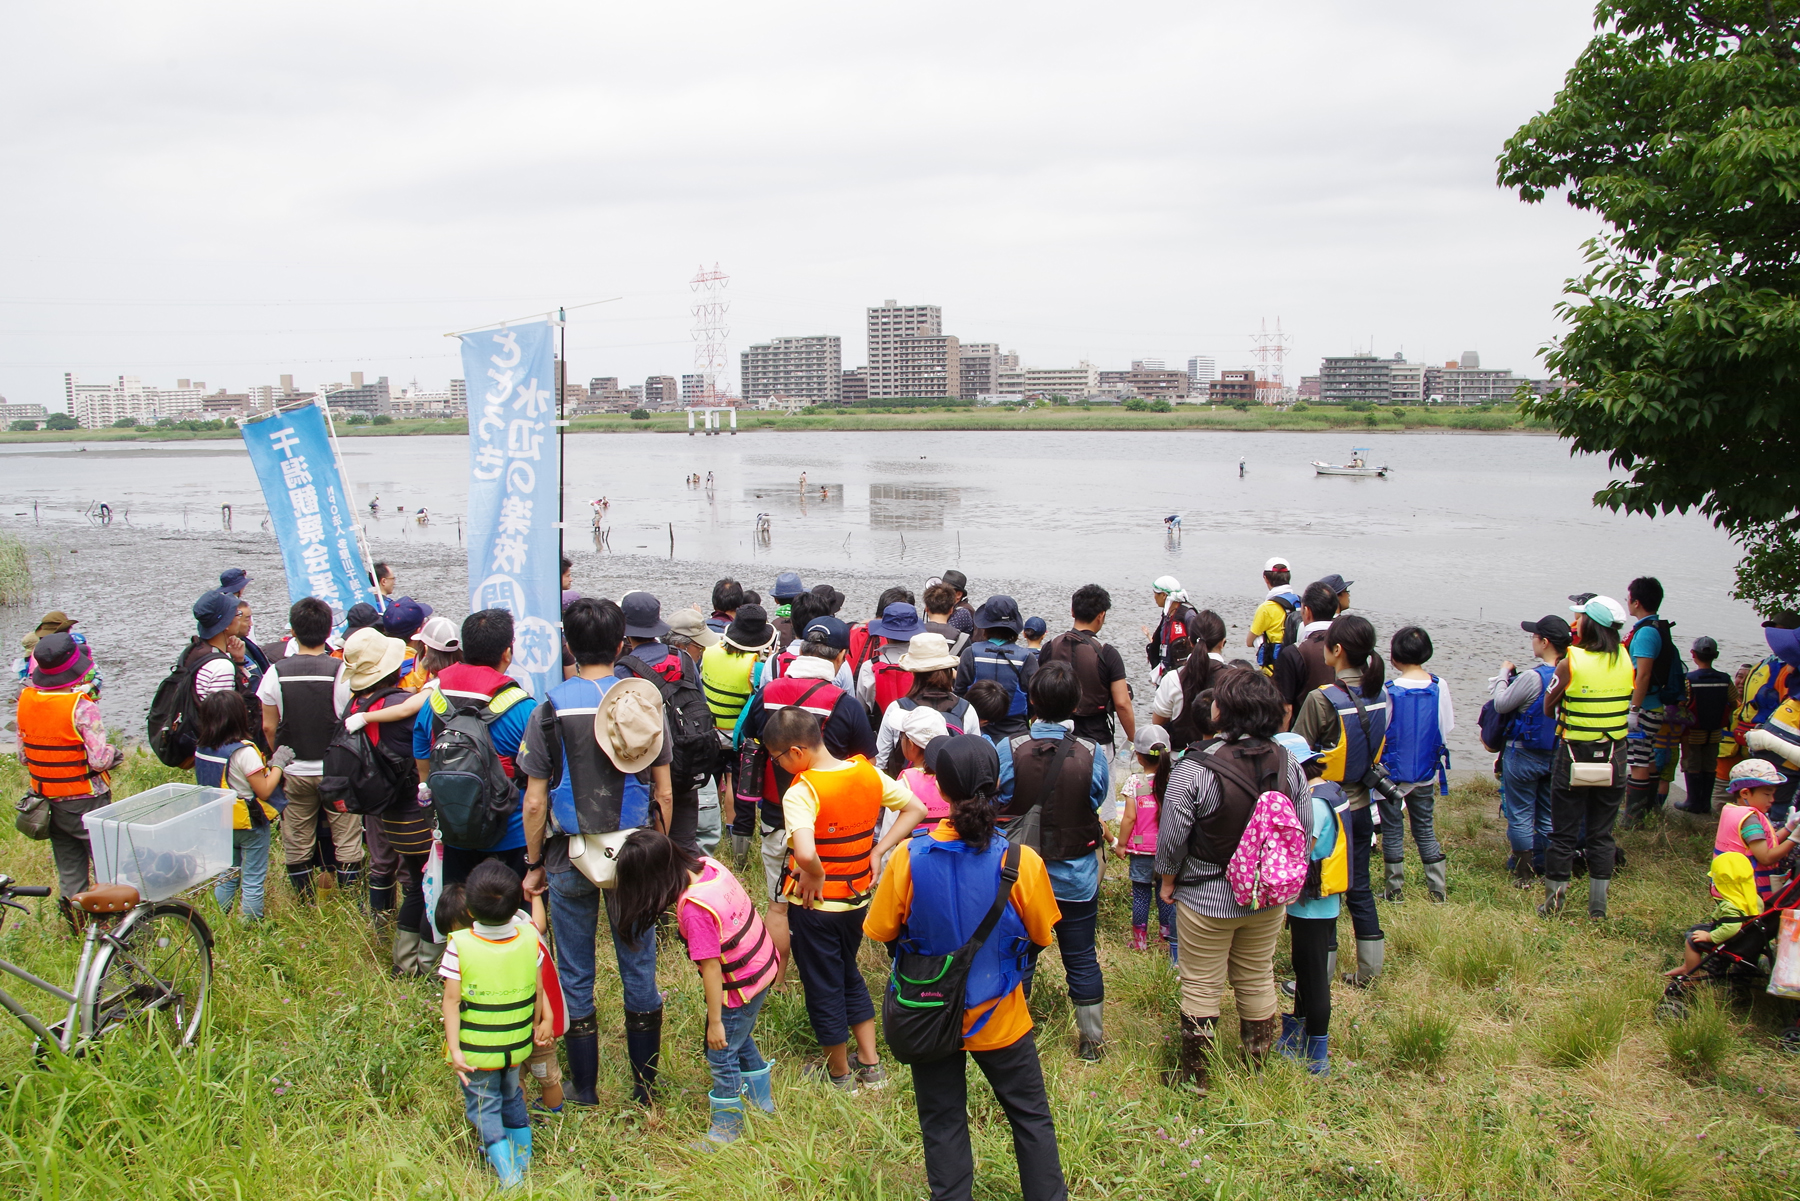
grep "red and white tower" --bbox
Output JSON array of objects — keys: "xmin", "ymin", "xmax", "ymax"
[{"xmin": 690, "ymin": 264, "xmax": 731, "ymax": 403}]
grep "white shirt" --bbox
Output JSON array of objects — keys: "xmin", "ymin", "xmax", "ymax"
[
  {"xmin": 875, "ymin": 697, "xmax": 981, "ymax": 768},
  {"xmin": 1151, "ymin": 652, "xmax": 1225, "ymax": 722},
  {"xmin": 255, "ymin": 650, "xmax": 351, "ymax": 777}
]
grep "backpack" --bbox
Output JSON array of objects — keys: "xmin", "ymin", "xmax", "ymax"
[
  {"xmin": 1202, "ymin": 749, "xmax": 1308, "ymax": 909},
  {"xmin": 1041, "ymin": 630, "xmax": 1111, "ymax": 717},
  {"xmin": 870, "ymin": 659, "xmax": 915, "ymax": 719},
  {"xmin": 883, "ymin": 696, "xmax": 970, "ymax": 774},
  {"xmin": 428, "ymin": 696, "xmax": 522, "ymax": 848},
  {"xmin": 319, "ymin": 687, "xmax": 406, "ymax": 815},
  {"xmin": 620, "ymin": 651, "xmax": 718, "ymax": 786},
  {"xmin": 1258, "ymin": 593, "xmax": 1299, "ymax": 670},
  {"xmin": 1477, "ymin": 698, "xmax": 1509, "ymax": 754},
  {"xmin": 1644, "ymin": 618, "xmax": 1686, "ymax": 707},
  {"xmin": 146, "ymin": 644, "xmax": 229, "ymax": 767}
]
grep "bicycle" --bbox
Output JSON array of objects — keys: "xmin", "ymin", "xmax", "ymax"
[{"xmin": 0, "ymin": 875, "xmax": 213, "ymax": 1055}]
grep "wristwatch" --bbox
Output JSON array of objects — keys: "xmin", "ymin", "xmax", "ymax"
[{"xmin": 522, "ymin": 856, "xmax": 544, "ymax": 872}]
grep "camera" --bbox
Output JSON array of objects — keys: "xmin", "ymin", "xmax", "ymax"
[{"xmin": 1362, "ymin": 761, "xmax": 1407, "ymax": 808}]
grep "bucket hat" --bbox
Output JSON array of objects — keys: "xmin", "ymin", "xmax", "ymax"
[
  {"xmin": 218, "ymin": 567, "xmax": 252, "ymax": 596},
  {"xmin": 22, "ymin": 611, "xmax": 76, "ymax": 653},
  {"xmin": 810, "ymin": 583, "xmax": 846, "ymax": 615},
  {"xmin": 971, "ymin": 595, "xmax": 1024, "ymax": 634},
  {"xmin": 343, "ymin": 627, "xmax": 408, "ymax": 691},
  {"xmin": 667, "ymin": 607, "xmax": 721, "ymax": 648},
  {"xmin": 595, "ymin": 677, "xmax": 665, "ymax": 772},
  {"xmin": 621, "ymin": 591, "xmax": 671, "ymax": 639},
  {"xmin": 1318, "ymin": 573, "xmax": 1354, "ymax": 594},
  {"xmin": 417, "ymin": 615, "xmax": 461, "ymax": 653},
  {"xmin": 194, "ymin": 589, "xmax": 237, "ymax": 640},
  {"xmin": 940, "ymin": 570, "xmax": 968, "ymax": 596},
  {"xmin": 1765, "ymin": 624, "xmax": 1800, "ymax": 670},
  {"xmin": 1727, "ymin": 757, "xmax": 1787, "ymax": 794},
  {"xmin": 382, "ymin": 597, "xmax": 432, "ymax": 641},
  {"xmin": 899, "ymin": 632, "xmax": 960, "ymax": 673},
  {"xmin": 29, "ymin": 631, "xmax": 93, "ymax": 690},
  {"xmin": 723, "ymin": 604, "xmax": 777, "ymax": 653},
  {"xmin": 770, "ymin": 571, "xmax": 806, "ymax": 602},
  {"xmin": 868, "ymin": 602, "xmax": 924, "ymax": 641}
]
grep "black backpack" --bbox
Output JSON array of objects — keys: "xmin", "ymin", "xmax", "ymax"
[
  {"xmin": 146, "ymin": 644, "xmax": 229, "ymax": 767},
  {"xmin": 319, "ymin": 688, "xmax": 406, "ymax": 816},
  {"xmin": 1279, "ymin": 600, "xmax": 1303, "ymax": 659},
  {"xmin": 1646, "ymin": 618, "xmax": 1686, "ymax": 707},
  {"xmin": 619, "ymin": 652, "xmax": 718, "ymax": 786},
  {"xmin": 428, "ymin": 692, "xmax": 523, "ymax": 848}
]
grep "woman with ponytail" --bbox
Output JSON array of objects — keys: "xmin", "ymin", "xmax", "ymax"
[
  {"xmin": 1152, "ymin": 609, "xmax": 1227, "ymax": 748},
  {"xmin": 864, "ymin": 735, "xmax": 1066, "ymax": 1201}
]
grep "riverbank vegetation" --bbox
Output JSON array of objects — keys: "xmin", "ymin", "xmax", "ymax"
[
  {"xmin": 0, "ymin": 533, "xmax": 31, "ymax": 605},
  {"xmin": 0, "ymin": 754, "xmax": 1792, "ymax": 1200}
]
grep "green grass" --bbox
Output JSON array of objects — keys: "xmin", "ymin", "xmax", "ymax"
[
  {"xmin": 0, "ymin": 533, "xmax": 29, "ymax": 605},
  {"xmin": 0, "ymin": 762, "xmax": 1795, "ymax": 1199}
]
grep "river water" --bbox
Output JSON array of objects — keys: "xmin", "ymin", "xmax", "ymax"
[{"xmin": 0, "ymin": 429, "xmax": 1764, "ymax": 770}]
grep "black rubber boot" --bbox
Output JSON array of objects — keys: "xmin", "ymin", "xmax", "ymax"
[
  {"xmin": 1622, "ymin": 781, "xmax": 1658, "ymax": 828},
  {"xmin": 368, "ymin": 873, "xmax": 396, "ymax": 921},
  {"xmin": 624, "ymin": 1007, "xmax": 663, "ymax": 1106},
  {"xmin": 286, "ymin": 866, "xmax": 315, "ymax": 901},
  {"xmin": 336, "ymin": 865, "xmax": 362, "ymax": 891},
  {"xmin": 564, "ymin": 1015, "xmax": 600, "ymax": 1107}
]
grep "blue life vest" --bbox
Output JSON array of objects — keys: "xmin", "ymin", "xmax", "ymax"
[
  {"xmin": 1316, "ymin": 683, "xmax": 1386, "ymax": 785},
  {"xmin": 1508, "ymin": 663, "xmax": 1558, "ymax": 751},
  {"xmin": 969, "ymin": 641, "xmax": 1033, "ymax": 718},
  {"xmin": 1382, "ymin": 676, "xmax": 1447, "ymax": 784},
  {"xmin": 1257, "ymin": 591, "xmax": 1302, "ymax": 669},
  {"xmin": 193, "ymin": 740, "xmax": 272, "ymax": 827},
  {"xmin": 899, "ymin": 833, "xmax": 1034, "ymax": 1035},
  {"xmin": 545, "ymin": 675, "xmax": 651, "ymax": 836}
]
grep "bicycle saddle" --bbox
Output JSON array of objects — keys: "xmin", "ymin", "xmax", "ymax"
[{"xmin": 71, "ymin": 883, "xmax": 140, "ymax": 913}]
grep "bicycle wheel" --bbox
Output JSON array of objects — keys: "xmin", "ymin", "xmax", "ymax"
[{"xmin": 83, "ymin": 901, "xmax": 214, "ymax": 1047}]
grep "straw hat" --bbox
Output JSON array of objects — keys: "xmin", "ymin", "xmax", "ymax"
[
  {"xmin": 596, "ymin": 677, "xmax": 666, "ymax": 772},
  {"xmin": 343, "ymin": 627, "xmax": 407, "ymax": 691},
  {"xmin": 899, "ymin": 632, "xmax": 960, "ymax": 673}
]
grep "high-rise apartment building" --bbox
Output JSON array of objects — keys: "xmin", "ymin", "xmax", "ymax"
[
  {"xmin": 1022, "ymin": 363, "xmax": 1099, "ymax": 399},
  {"xmin": 1320, "ymin": 355, "xmax": 1392, "ymax": 405},
  {"xmin": 1425, "ymin": 352, "xmax": 1525, "ymax": 404},
  {"xmin": 740, "ymin": 335, "xmax": 842, "ymax": 405},
  {"xmin": 0, "ymin": 401, "xmax": 48, "ymax": 423},
  {"xmin": 449, "ymin": 379, "xmax": 467, "ymax": 408},
  {"xmin": 644, "ymin": 375, "xmax": 679, "ymax": 408},
  {"xmin": 866, "ymin": 300, "xmax": 960, "ymax": 399},
  {"xmin": 1186, "ymin": 355, "xmax": 1216, "ymax": 396},
  {"xmin": 325, "ymin": 375, "xmax": 390, "ymax": 415},
  {"xmin": 65, "ymin": 373, "xmax": 203, "ymax": 427},
  {"xmin": 958, "ymin": 342, "xmax": 1001, "ymax": 399}
]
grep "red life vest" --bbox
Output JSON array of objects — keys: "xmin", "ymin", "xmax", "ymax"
[
  {"xmin": 870, "ymin": 659, "xmax": 914, "ymax": 716},
  {"xmin": 681, "ymin": 858, "xmax": 779, "ymax": 1004},
  {"xmin": 758, "ymin": 675, "xmax": 847, "ymax": 800}
]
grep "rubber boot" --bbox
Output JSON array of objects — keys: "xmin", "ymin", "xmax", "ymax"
[
  {"xmin": 505, "ymin": 1125, "xmax": 532, "ymax": 1170},
  {"xmin": 390, "ymin": 928, "xmax": 421, "ymax": 977},
  {"xmin": 1130, "ymin": 925, "xmax": 1148, "ymax": 951},
  {"xmin": 740, "ymin": 1063, "xmax": 776, "ymax": 1114},
  {"xmin": 1162, "ymin": 1013, "xmax": 1215, "ymax": 1091},
  {"xmin": 484, "ymin": 1140, "xmax": 523, "ymax": 1190},
  {"xmin": 416, "ymin": 933, "xmax": 445, "ymax": 976},
  {"xmin": 1074, "ymin": 1002, "xmax": 1106, "ymax": 1062},
  {"xmin": 1303, "ymin": 1034, "xmax": 1330, "ymax": 1076},
  {"xmin": 1538, "ymin": 879, "xmax": 1567, "ymax": 917},
  {"xmin": 286, "ymin": 865, "xmax": 315, "ymax": 901},
  {"xmin": 1240, "ymin": 1015, "xmax": 1280, "ymax": 1067},
  {"xmin": 1326, "ymin": 950, "xmax": 1338, "ymax": 983},
  {"xmin": 624, "ymin": 1007, "xmax": 663, "ymax": 1105},
  {"xmin": 697, "ymin": 1092, "xmax": 745, "ymax": 1148},
  {"xmin": 1343, "ymin": 938, "xmax": 1384, "ymax": 988},
  {"xmin": 1276, "ymin": 1012, "xmax": 1304, "ymax": 1059},
  {"xmin": 1588, "ymin": 877, "xmax": 1610, "ymax": 919},
  {"xmin": 731, "ymin": 834, "xmax": 751, "ymax": 862},
  {"xmin": 368, "ymin": 872, "xmax": 395, "ymax": 924},
  {"xmin": 1512, "ymin": 853, "xmax": 1538, "ymax": 889},
  {"xmin": 1423, "ymin": 858, "xmax": 1448, "ymax": 903},
  {"xmin": 564, "ymin": 1015, "xmax": 600, "ymax": 1106},
  {"xmin": 336, "ymin": 865, "xmax": 362, "ymax": 892},
  {"xmin": 1381, "ymin": 859, "xmax": 1405, "ymax": 902},
  {"xmin": 1623, "ymin": 780, "xmax": 1657, "ymax": 829}
]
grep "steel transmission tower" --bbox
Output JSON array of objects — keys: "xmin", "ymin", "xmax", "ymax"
[
  {"xmin": 1251, "ymin": 317, "xmax": 1292, "ymax": 391},
  {"xmin": 690, "ymin": 264, "xmax": 731, "ymax": 402}
]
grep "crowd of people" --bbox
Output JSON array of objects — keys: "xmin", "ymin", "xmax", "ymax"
[{"xmin": 12, "ymin": 553, "xmax": 1800, "ymax": 1198}]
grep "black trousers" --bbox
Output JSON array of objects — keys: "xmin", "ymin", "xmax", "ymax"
[
  {"xmin": 1343, "ymin": 804, "xmax": 1382, "ymax": 942},
  {"xmin": 1287, "ymin": 915, "xmax": 1334, "ymax": 1037},
  {"xmin": 667, "ymin": 782, "xmax": 700, "ymax": 855},
  {"xmin": 1546, "ymin": 741, "xmax": 1624, "ymax": 882},
  {"xmin": 441, "ymin": 844, "xmax": 528, "ymax": 890},
  {"xmin": 787, "ymin": 904, "xmax": 875, "ymax": 1047},
  {"xmin": 912, "ymin": 1031, "xmax": 1067, "ymax": 1201}
]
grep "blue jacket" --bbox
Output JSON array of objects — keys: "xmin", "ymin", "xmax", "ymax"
[{"xmin": 898, "ymin": 834, "xmax": 1034, "ymax": 1033}]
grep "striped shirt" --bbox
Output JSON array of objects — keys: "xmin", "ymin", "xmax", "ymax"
[{"xmin": 1154, "ymin": 743, "xmax": 1310, "ymax": 919}]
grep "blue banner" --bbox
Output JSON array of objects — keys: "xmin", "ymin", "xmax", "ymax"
[
  {"xmin": 459, "ymin": 319, "xmax": 561, "ymax": 698},
  {"xmin": 241, "ymin": 402, "xmax": 378, "ymax": 617}
]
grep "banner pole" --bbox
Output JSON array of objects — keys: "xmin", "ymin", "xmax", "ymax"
[
  {"xmin": 318, "ymin": 394, "xmax": 381, "ymax": 610},
  {"xmin": 557, "ymin": 306, "xmax": 566, "ymax": 576}
]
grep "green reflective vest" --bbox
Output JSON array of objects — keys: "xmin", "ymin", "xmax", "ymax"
[
  {"xmin": 450, "ymin": 926, "xmax": 538, "ymax": 1069},
  {"xmin": 1562, "ymin": 646, "xmax": 1633, "ymax": 742}
]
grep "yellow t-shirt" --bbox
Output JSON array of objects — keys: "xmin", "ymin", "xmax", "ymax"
[
  {"xmin": 1249, "ymin": 598, "xmax": 1291, "ymax": 674},
  {"xmin": 781, "ymin": 759, "xmax": 918, "ymax": 912}
]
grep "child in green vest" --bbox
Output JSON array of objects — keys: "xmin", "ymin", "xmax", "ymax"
[{"xmin": 439, "ymin": 860, "xmax": 549, "ymax": 1191}]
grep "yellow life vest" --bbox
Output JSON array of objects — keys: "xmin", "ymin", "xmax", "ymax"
[
  {"xmin": 1562, "ymin": 645, "xmax": 1633, "ymax": 742},
  {"xmin": 450, "ymin": 926, "xmax": 538, "ymax": 1069},
  {"xmin": 701, "ymin": 643, "xmax": 759, "ymax": 731}
]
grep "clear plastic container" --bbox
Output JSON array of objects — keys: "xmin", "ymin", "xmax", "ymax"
[{"xmin": 83, "ymin": 784, "xmax": 235, "ymax": 901}]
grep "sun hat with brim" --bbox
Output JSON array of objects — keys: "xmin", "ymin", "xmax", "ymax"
[
  {"xmin": 810, "ymin": 584, "xmax": 846, "ymax": 615},
  {"xmin": 343, "ymin": 628, "xmax": 408, "ymax": 691},
  {"xmin": 940, "ymin": 570, "xmax": 968, "ymax": 595},
  {"xmin": 621, "ymin": 591, "xmax": 671, "ymax": 639},
  {"xmin": 417, "ymin": 615, "xmax": 461, "ymax": 653},
  {"xmin": 899, "ymin": 632, "xmax": 960, "ymax": 673},
  {"xmin": 595, "ymin": 677, "xmax": 666, "ymax": 773},
  {"xmin": 1766, "ymin": 625, "xmax": 1800, "ymax": 670},
  {"xmin": 972, "ymin": 595, "xmax": 1024, "ymax": 633},
  {"xmin": 1273, "ymin": 730, "xmax": 1323, "ymax": 764},
  {"xmin": 33, "ymin": 611, "xmax": 77, "ymax": 637},
  {"xmin": 1521, "ymin": 614, "xmax": 1574, "ymax": 644},
  {"xmin": 901, "ymin": 704, "xmax": 949, "ymax": 749},
  {"xmin": 667, "ymin": 607, "xmax": 721, "ymax": 648},
  {"xmin": 932, "ymin": 734, "xmax": 1000, "ymax": 803},
  {"xmin": 194, "ymin": 589, "xmax": 237, "ymax": 640},
  {"xmin": 724, "ymin": 604, "xmax": 777, "ymax": 652},
  {"xmin": 1134, "ymin": 724, "xmax": 1173, "ymax": 756},
  {"xmin": 770, "ymin": 571, "xmax": 806, "ymax": 602},
  {"xmin": 868, "ymin": 602, "xmax": 924, "ymax": 640},
  {"xmin": 219, "ymin": 567, "xmax": 252, "ymax": 596},
  {"xmin": 30, "ymin": 632, "xmax": 93, "ymax": 690},
  {"xmin": 1727, "ymin": 757, "xmax": 1787, "ymax": 794},
  {"xmin": 1570, "ymin": 596, "xmax": 1621, "ymax": 629}
]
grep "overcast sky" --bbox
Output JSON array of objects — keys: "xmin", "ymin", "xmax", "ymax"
[{"xmin": 0, "ymin": 1, "xmax": 1607, "ymax": 406}]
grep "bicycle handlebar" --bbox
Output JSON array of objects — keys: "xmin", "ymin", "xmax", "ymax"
[{"xmin": 7, "ymin": 886, "xmax": 50, "ymax": 898}]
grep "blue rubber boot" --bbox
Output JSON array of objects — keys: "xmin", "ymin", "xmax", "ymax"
[
  {"xmin": 695, "ymin": 1092, "xmax": 746, "ymax": 1149},
  {"xmin": 505, "ymin": 1125, "xmax": 532, "ymax": 1170},
  {"xmin": 1276, "ymin": 1013, "xmax": 1303, "ymax": 1059},
  {"xmin": 484, "ymin": 1139, "xmax": 523, "ymax": 1190},
  {"xmin": 740, "ymin": 1063, "xmax": 776, "ymax": 1114},
  {"xmin": 1303, "ymin": 1034, "xmax": 1330, "ymax": 1076}
]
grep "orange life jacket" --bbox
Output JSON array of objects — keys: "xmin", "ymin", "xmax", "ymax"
[
  {"xmin": 17, "ymin": 687, "xmax": 108, "ymax": 799},
  {"xmin": 784, "ymin": 757, "xmax": 883, "ymax": 904}
]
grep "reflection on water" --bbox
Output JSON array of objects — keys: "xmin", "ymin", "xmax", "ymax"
[{"xmin": 868, "ymin": 483, "xmax": 961, "ymax": 530}]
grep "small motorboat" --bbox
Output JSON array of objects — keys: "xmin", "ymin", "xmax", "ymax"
[{"xmin": 1313, "ymin": 448, "xmax": 1390, "ymax": 478}]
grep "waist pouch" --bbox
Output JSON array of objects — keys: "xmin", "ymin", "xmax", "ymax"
[{"xmin": 1565, "ymin": 740, "xmax": 1620, "ymax": 788}]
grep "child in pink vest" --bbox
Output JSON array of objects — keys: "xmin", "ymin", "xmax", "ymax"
[
  {"xmin": 898, "ymin": 704, "xmax": 952, "ymax": 821},
  {"xmin": 1114, "ymin": 725, "xmax": 1177, "ymax": 962}
]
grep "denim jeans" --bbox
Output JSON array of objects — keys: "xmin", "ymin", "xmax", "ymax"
[
  {"xmin": 1501, "ymin": 745, "xmax": 1555, "ymax": 867},
  {"xmin": 1022, "ymin": 896, "xmax": 1102, "ymax": 1006},
  {"xmin": 704, "ymin": 987, "xmax": 769, "ymax": 1098},
  {"xmin": 460, "ymin": 1065, "xmax": 528, "ymax": 1147},
  {"xmin": 215, "ymin": 824, "xmax": 273, "ymax": 920},
  {"xmin": 1377, "ymin": 783, "xmax": 1444, "ymax": 865},
  {"xmin": 545, "ymin": 865, "xmax": 664, "ymax": 1019}
]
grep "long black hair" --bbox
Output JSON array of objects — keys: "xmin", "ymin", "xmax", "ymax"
[
  {"xmin": 1175, "ymin": 609, "xmax": 1228, "ymax": 730},
  {"xmin": 1325, "ymin": 614, "xmax": 1385, "ymax": 698},
  {"xmin": 949, "ymin": 785, "xmax": 997, "ymax": 852},
  {"xmin": 1575, "ymin": 613, "xmax": 1623, "ymax": 660},
  {"xmin": 611, "ymin": 829, "xmax": 701, "ymax": 949},
  {"xmin": 194, "ymin": 690, "xmax": 252, "ymax": 750}
]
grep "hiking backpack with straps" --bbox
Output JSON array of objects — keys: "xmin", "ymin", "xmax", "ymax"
[
  {"xmin": 146, "ymin": 644, "xmax": 230, "ymax": 767},
  {"xmin": 619, "ymin": 650, "xmax": 719, "ymax": 786},
  {"xmin": 319, "ymin": 687, "xmax": 407, "ymax": 816},
  {"xmin": 428, "ymin": 694, "xmax": 523, "ymax": 848}
]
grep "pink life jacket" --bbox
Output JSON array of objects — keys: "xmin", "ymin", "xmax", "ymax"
[
  {"xmin": 680, "ymin": 858, "xmax": 779, "ymax": 1006},
  {"xmin": 1123, "ymin": 774, "xmax": 1159, "ymax": 854},
  {"xmin": 1714, "ymin": 803, "xmax": 1784, "ymax": 905},
  {"xmin": 900, "ymin": 766, "xmax": 950, "ymax": 820}
]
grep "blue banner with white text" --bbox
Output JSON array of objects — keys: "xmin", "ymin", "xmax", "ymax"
[
  {"xmin": 241, "ymin": 402, "xmax": 378, "ymax": 617},
  {"xmin": 459, "ymin": 319, "xmax": 561, "ymax": 699}
]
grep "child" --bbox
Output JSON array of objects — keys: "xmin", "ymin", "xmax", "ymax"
[
  {"xmin": 1715, "ymin": 758, "xmax": 1800, "ymax": 907},
  {"xmin": 192, "ymin": 691, "xmax": 283, "ymax": 922},
  {"xmin": 613, "ymin": 830, "xmax": 779, "ymax": 1147},
  {"xmin": 1274, "ymin": 732, "xmax": 1344, "ymax": 1075},
  {"xmin": 1379, "ymin": 626, "xmax": 1453, "ymax": 903},
  {"xmin": 963, "ymin": 680, "xmax": 1011, "ymax": 747},
  {"xmin": 1678, "ymin": 637, "xmax": 1733, "ymax": 816},
  {"xmin": 1113, "ymin": 725, "xmax": 1176, "ymax": 962},
  {"xmin": 1021, "ymin": 617, "xmax": 1048, "ymax": 653},
  {"xmin": 896, "ymin": 705, "xmax": 951, "ymax": 821},
  {"xmin": 438, "ymin": 861, "xmax": 550, "ymax": 1191},
  {"xmin": 1665, "ymin": 851, "xmax": 1762, "ymax": 977},
  {"xmin": 760, "ymin": 707, "xmax": 928, "ymax": 1090}
]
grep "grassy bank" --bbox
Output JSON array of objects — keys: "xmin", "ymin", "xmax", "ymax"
[
  {"xmin": 1, "ymin": 754, "xmax": 1792, "ymax": 1200},
  {"xmin": 0, "ymin": 405, "xmax": 1549, "ymax": 445}
]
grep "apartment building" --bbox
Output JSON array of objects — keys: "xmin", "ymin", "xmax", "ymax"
[
  {"xmin": 740, "ymin": 335, "xmax": 842, "ymax": 405},
  {"xmin": 1211, "ymin": 369, "xmax": 1256, "ymax": 404},
  {"xmin": 958, "ymin": 342, "xmax": 1002, "ymax": 400},
  {"xmin": 866, "ymin": 300, "xmax": 959, "ymax": 399}
]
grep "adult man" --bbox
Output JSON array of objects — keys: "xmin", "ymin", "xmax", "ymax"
[
  {"xmin": 1273, "ymin": 581, "xmax": 1340, "ymax": 726},
  {"xmin": 954, "ymin": 596, "xmax": 1039, "ymax": 740},
  {"xmin": 994, "ymin": 663, "xmax": 1110, "ymax": 1060},
  {"xmin": 419, "ymin": 609, "xmax": 536, "ymax": 884},
  {"xmin": 371, "ymin": 561, "xmax": 397, "ymax": 607},
  {"xmin": 1247, "ymin": 556, "xmax": 1301, "ymax": 674},
  {"xmin": 258, "ymin": 597, "xmax": 361, "ymax": 899},
  {"xmin": 1319, "ymin": 573, "xmax": 1353, "ymax": 616},
  {"xmin": 940, "ymin": 570, "xmax": 976, "ymax": 636},
  {"xmin": 615, "ymin": 591, "xmax": 711, "ymax": 854},
  {"xmin": 188, "ymin": 589, "xmax": 262, "ymax": 725},
  {"xmin": 706, "ymin": 577, "xmax": 744, "ymax": 635},
  {"xmin": 219, "ymin": 568, "xmax": 272, "ymax": 678},
  {"xmin": 519, "ymin": 598, "xmax": 674, "ymax": 1107},
  {"xmin": 1624, "ymin": 576, "xmax": 1677, "ymax": 826},
  {"xmin": 1040, "ymin": 584, "xmax": 1135, "ymax": 747},
  {"xmin": 1144, "ymin": 576, "xmax": 1197, "ymax": 677},
  {"xmin": 16, "ymin": 631, "xmax": 120, "ymax": 931},
  {"xmin": 227, "ymin": 598, "xmax": 270, "ymax": 711},
  {"xmin": 769, "ymin": 571, "xmax": 807, "ymax": 645},
  {"xmin": 666, "ymin": 607, "xmax": 724, "ymax": 851}
]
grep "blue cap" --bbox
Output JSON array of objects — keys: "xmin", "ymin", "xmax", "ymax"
[
  {"xmin": 1273, "ymin": 731, "xmax": 1321, "ymax": 763},
  {"xmin": 771, "ymin": 571, "xmax": 806, "ymax": 601},
  {"xmin": 1022, "ymin": 616, "xmax": 1048, "ymax": 637},
  {"xmin": 802, "ymin": 614, "xmax": 851, "ymax": 651},
  {"xmin": 382, "ymin": 596, "xmax": 432, "ymax": 640},
  {"xmin": 193, "ymin": 589, "xmax": 237, "ymax": 640},
  {"xmin": 868, "ymin": 602, "xmax": 923, "ymax": 640},
  {"xmin": 971, "ymin": 595, "xmax": 1023, "ymax": 633}
]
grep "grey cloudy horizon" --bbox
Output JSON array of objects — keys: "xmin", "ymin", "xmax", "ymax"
[{"xmin": 0, "ymin": 0, "xmax": 1607, "ymax": 407}]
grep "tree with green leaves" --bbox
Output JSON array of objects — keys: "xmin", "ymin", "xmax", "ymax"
[{"xmin": 1498, "ymin": 1, "xmax": 1800, "ymax": 614}]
